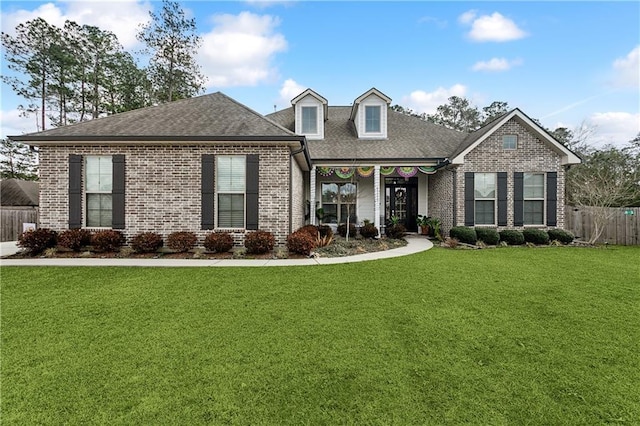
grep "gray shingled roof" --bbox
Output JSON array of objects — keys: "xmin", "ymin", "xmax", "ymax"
[
  {"xmin": 267, "ymin": 107, "xmax": 467, "ymax": 161},
  {"xmin": 11, "ymin": 92, "xmax": 298, "ymax": 141},
  {"xmin": 449, "ymin": 110, "xmax": 512, "ymax": 159},
  {"xmin": 1, "ymin": 179, "xmax": 39, "ymax": 206}
]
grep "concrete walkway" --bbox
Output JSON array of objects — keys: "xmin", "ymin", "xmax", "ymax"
[{"xmin": 0, "ymin": 235, "xmax": 433, "ymax": 267}]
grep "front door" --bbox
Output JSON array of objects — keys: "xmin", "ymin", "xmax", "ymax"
[{"xmin": 385, "ymin": 177, "xmax": 418, "ymax": 230}]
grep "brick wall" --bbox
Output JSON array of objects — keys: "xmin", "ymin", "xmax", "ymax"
[
  {"xmin": 427, "ymin": 169, "xmax": 455, "ymax": 234},
  {"xmin": 290, "ymin": 157, "xmax": 306, "ymax": 232},
  {"xmin": 39, "ymin": 144, "xmax": 295, "ymax": 246},
  {"xmin": 454, "ymin": 118, "xmax": 566, "ymax": 229}
]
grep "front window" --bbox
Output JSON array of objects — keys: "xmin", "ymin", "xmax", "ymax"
[
  {"xmin": 524, "ymin": 173, "xmax": 545, "ymax": 225},
  {"xmin": 85, "ymin": 156, "xmax": 112, "ymax": 227},
  {"xmin": 301, "ymin": 106, "xmax": 318, "ymax": 134},
  {"xmin": 365, "ymin": 105, "xmax": 381, "ymax": 133},
  {"xmin": 474, "ymin": 173, "xmax": 496, "ymax": 225},
  {"xmin": 217, "ymin": 156, "xmax": 245, "ymax": 228},
  {"xmin": 321, "ymin": 182, "xmax": 357, "ymax": 224}
]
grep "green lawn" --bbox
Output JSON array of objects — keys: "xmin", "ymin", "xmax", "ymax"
[{"xmin": 2, "ymin": 246, "xmax": 639, "ymax": 424}]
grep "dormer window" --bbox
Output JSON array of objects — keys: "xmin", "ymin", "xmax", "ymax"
[
  {"xmin": 365, "ymin": 106, "xmax": 381, "ymax": 133},
  {"xmin": 301, "ymin": 106, "xmax": 318, "ymax": 134},
  {"xmin": 291, "ymin": 88, "xmax": 327, "ymax": 140}
]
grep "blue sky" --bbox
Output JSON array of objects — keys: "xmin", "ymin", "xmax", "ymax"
[{"xmin": 1, "ymin": 1, "xmax": 638, "ymax": 147}]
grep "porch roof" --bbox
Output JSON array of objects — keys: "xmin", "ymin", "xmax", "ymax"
[{"xmin": 267, "ymin": 106, "xmax": 466, "ymax": 161}]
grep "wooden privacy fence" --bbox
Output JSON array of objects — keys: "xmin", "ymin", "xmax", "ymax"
[
  {"xmin": 565, "ymin": 206, "xmax": 639, "ymax": 245},
  {"xmin": 1, "ymin": 208, "xmax": 39, "ymax": 242}
]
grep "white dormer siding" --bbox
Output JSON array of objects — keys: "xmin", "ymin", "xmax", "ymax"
[
  {"xmin": 291, "ymin": 89, "xmax": 328, "ymax": 140},
  {"xmin": 351, "ymin": 88, "xmax": 391, "ymax": 139}
]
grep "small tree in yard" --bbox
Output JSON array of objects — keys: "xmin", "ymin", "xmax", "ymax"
[{"xmin": 567, "ymin": 138, "xmax": 640, "ymax": 244}]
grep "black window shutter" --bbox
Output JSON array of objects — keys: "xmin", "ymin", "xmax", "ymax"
[
  {"xmin": 112, "ymin": 155, "xmax": 125, "ymax": 229},
  {"xmin": 69, "ymin": 154, "xmax": 83, "ymax": 229},
  {"xmin": 464, "ymin": 172, "xmax": 475, "ymax": 226},
  {"xmin": 246, "ymin": 154, "xmax": 259, "ymax": 230},
  {"xmin": 497, "ymin": 172, "xmax": 508, "ymax": 226},
  {"xmin": 546, "ymin": 172, "xmax": 558, "ymax": 227},
  {"xmin": 201, "ymin": 154, "xmax": 215, "ymax": 230},
  {"xmin": 514, "ymin": 172, "xmax": 524, "ymax": 227}
]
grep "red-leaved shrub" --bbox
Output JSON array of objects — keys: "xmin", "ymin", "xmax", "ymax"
[
  {"xmin": 244, "ymin": 230, "xmax": 275, "ymax": 254},
  {"xmin": 58, "ymin": 229, "xmax": 92, "ymax": 251},
  {"xmin": 204, "ymin": 232, "xmax": 234, "ymax": 253},
  {"xmin": 131, "ymin": 232, "xmax": 163, "ymax": 253},
  {"xmin": 167, "ymin": 231, "xmax": 197, "ymax": 252},
  {"xmin": 91, "ymin": 230, "xmax": 124, "ymax": 252},
  {"xmin": 17, "ymin": 228, "xmax": 58, "ymax": 255},
  {"xmin": 287, "ymin": 230, "xmax": 316, "ymax": 255}
]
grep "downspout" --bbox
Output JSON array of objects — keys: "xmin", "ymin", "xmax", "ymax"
[{"xmin": 289, "ymin": 137, "xmax": 310, "ymax": 235}]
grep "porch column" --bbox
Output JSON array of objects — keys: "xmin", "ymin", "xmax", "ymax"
[
  {"xmin": 310, "ymin": 165, "xmax": 317, "ymax": 225},
  {"xmin": 374, "ymin": 165, "xmax": 381, "ymax": 234}
]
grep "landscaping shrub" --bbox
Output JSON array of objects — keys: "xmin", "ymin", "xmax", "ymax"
[
  {"xmin": 58, "ymin": 229, "xmax": 92, "ymax": 252},
  {"xmin": 547, "ymin": 228, "xmax": 575, "ymax": 245},
  {"xmin": 337, "ymin": 223, "xmax": 357, "ymax": 238},
  {"xmin": 318, "ymin": 225, "xmax": 333, "ymax": 239},
  {"xmin": 449, "ymin": 226, "xmax": 477, "ymax": 245},
  {"xmin": 385, "ymin": 224, "xmax": 406, "ymax": 239},
  {"xmin": 287, "ymin": 231, "xmax": 316, "ymax": 256},
  {"xmin": 523, "ymin": 228, "xmax": 550, "ymax": 245},
  {"xmin": 475, "ymin": 228, "xmax": 500, "ymax": 245},
  {"xmin": 130, "ymin": 232, "xmax": 164, "ymax": 253},
  {"xmin": 167, "ymin": 231, "xmax": 197, "ymax": 252},
  {"xmin": 298, "ymin": 224, "xmax": 319, "ymax": 239},
  {"xmin": 359, "ymin": 223, "xmax": 379, "ymax": 239},
  {"xmin": 204, "ymin": 232, "xmax": 234, "ymax": 253},
  {"xmin": 244, "ymin": 230, "xmax": 275, "ymax": 254},
  {"xmin": 17, "ymin": 228, "xmax": 58, "ymax": 255},
  {"xmin": 499, "ymin": 229, "xmax": 525, "ymax": 245},
  {"xmin": 91, "ymin": 230, "xmax": 124, "ymax": 252}
]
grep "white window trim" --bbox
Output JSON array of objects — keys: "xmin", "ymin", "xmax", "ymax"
[
  {"xmin": 216, "ymin": 155, "xmax": 246, "ymax": 229},
  {"xmin": 364, "ymin": 105, "xmax": 382, "ymax": 134},
  {"xmin": 523, "ymin": 172, "xmax": 546, "ymax": 226},
  {"xmin": 503, "ymin": 134, "xmax": 518, "ymax": 150},
  {"xmin": 301, "ymin": 105, "xmax": 318, "ymax": 135},
  {"xmin": 84, "ymin": 155, "xmax": 113, "ymax": 229},
  {"xmin": 320, "ymin": 181, "xmax": 358, "ymax": 224},
  {"xmin": 474, "ymin": 172, "xmax": 497, "ymax": 226}
]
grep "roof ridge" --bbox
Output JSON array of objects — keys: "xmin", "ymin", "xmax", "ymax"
[{"xmin": 216, "ymin": 92, "xmax": 298, "ymax": 136}]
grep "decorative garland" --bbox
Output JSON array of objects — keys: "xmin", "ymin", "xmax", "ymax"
[
  {"xmin": 397, "ymin": 167, "xmax": 417, "ymax": 178},
  {"xmin": 418, "ymin": 166, "xmax": 436, "ymax": 174},
  {"xmin": 317, "ymin": 167, "xmax": 333, "ymax": 177},
  {"xmin": 335, "ymin": 167, "xmax": 355, "ymax": 179},
  {"xmin": 357, "ymin": 166, "xmax": 374, "ymax": 177},
  {"xmin": 380, "ymin": 166, "xmax": 395, "ymax": 175}
]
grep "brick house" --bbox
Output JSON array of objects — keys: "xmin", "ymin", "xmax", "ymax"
[{"xmin": 11, "ymin": 88, "xmax": 580, "ymax": 246}]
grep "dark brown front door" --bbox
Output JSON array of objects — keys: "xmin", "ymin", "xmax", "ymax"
[{"xmin": 385, "ymin": 177, "xmax": 418, "ymax": 230}]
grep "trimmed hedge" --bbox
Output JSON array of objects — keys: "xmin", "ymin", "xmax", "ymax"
[
  {"xmin": 166, "ymin": 231, "xmax": 197, "ymax": 252},
  {"xmin": 287, "ymin": 231, "xmax": 316, "ymax": 256},
  {"xmin": 499, "ymin": 230, "xmax": 525, "ymax": 246},
  {"xmin": 475, "ymin": 228, "xmax": 500, "ymax": 245},
  {"xmin": 318, "ymin": 225, "xmax": 333, "ymax": 239},
  {"xmin": 523, "ymin": 228, "xmax": 550, "ymax": 245},
  {"xmin": 337, "ymin": 223, "xmax": 357, "ymax": 238},
  {"xmin": 58, "ymin": 229, "xmax": 92, "ymax": 252},
  {"xmin": 17, "ymin": 228, "xmax": 58, "ymax": 255},
  {"xmin": 91, "ymin": 230, "xmax": 124, "ymax": 252},
  {"xmin": 547, "ymin": 228, "xmax": 575, "ymax": 245},
  {"xmin": 204, "ymin": 232, "xmax": 233, "ymax": 253},
  {"xmin": 131, "ymin": 232, "xmax": 164, "ymax": 253},
  {"xmin": 297, "ymin": 225, "xmax": 319, "ymax": 239},
  {"xmin": 449, "ymin": 226, "xmax": 477, "ymax": 245},
  {"xmin": 359, "ymin": 223, "xmax": 378, "ymax": 239},
  {"xmin": 385, "ymin": 224, "xmax": 406, "ymax": 240},
  {"xmin": 245, "ymin": 230, "xmax": 275, "ymax": 254}
]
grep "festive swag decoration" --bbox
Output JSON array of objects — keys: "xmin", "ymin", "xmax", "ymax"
[
  {"xmin": 397, "ymin": 167, "xmax": 417, "ymax": 178},
  {"xmin": 317, "ymin": 167, "xmax": 333, "ymax": 177},
  {"xmin": 418, "ymin": 166, "xmax": 436, "ymax": 174},
  {"xmin": 357, "ymin": 166, "xmax": 374, "ymax": 177},
  {"xmin": 335, "ymin": 167, "xmax": 355, "ymax": 179},
  {"xmin": 380, "ymin": 166, "xmax": 395, "ymax": 175}
]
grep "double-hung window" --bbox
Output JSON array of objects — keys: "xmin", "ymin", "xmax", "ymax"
[
  {"xmin": 301, "ymin": 106, "xmax": 318, "ymax": 134},
  {"xmin": 217, "ymin": 156, "xmax": 245, "ymax": 228},
  {"xmin": 321, "ymin": 182, "xmax": 357, "ymax": 224},
  {"xmin": 523, "ymin": 173, "xmax": 545, "ymax": 225},
  {"xmin": 474, "ymin": 173, "xmax": 496, "ymax": 225},
  {"xmin": 85, "ymin": 156, "xmax": 113, "ymax": 227},
  {"xmin": 365, "ymin": 106, "xmax": 381, "ymax": 133}
]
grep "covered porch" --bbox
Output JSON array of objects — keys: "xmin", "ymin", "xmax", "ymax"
[{"xmin": 308, "ymin": 163, "xmax": 446, "ymax": 234}]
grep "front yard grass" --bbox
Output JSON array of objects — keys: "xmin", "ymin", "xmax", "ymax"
[{"xmin": 2, "ymin": 246, "xmax": 639, "ymax": 424}]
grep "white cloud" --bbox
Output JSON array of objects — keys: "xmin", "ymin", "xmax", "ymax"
[
  {"xmin": 0, "ymin": 109, "xmax": 45, "ymax": 139},
  {"xmin": 589, "ymin": 112, "xmax": 640, "ymax": 146},
  {"xmin": 471, "ymin": 57, "xmax": 523, "ymax": 72},
  {"xmin": 459, "ymin": 11, "xmax": 527, "ymax": 42},
  {"xmin": 0, "ymin": 1, "xmax": 151, "ymax": 50},
  {"xmin": 279, "ymin": 78, "xmax": 306, "ymax": 105},
  {"xmin": 198, "ymin": 12, "xmax": 287, "ymax": 88},
  {"xmin": 612, "ymin": 45, "xmax": 639, "ymax": 89},
  {"xmin": 400, "ymin": 84, "xmax": 468, "ymax": 115}
]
